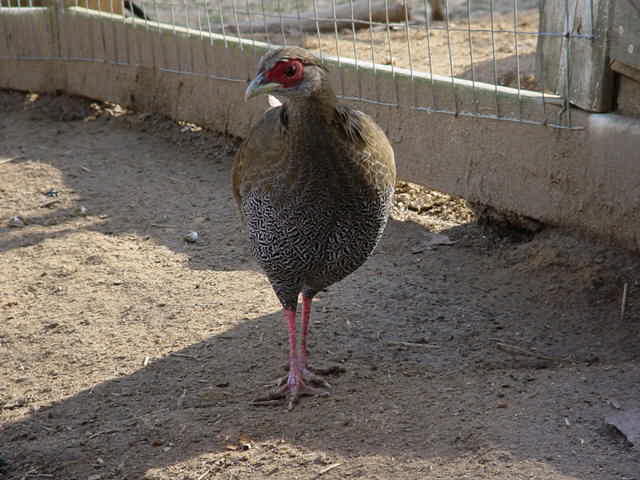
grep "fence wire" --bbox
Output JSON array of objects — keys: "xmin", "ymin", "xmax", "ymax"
[{"xmin": 0, "ymin": 0, "xmax": 593, "ymax": 128}]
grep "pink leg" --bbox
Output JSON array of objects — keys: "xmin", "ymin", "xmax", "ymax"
[
  {"xmin": 285, "ymin": 308, "xmax": 298, "ymax": 366},
  {"xmin": 301, "ymin": 296, "xmax": 312, "ymax": 367},
  {"xmin": 284, "ymin": 308, "xmax": 301, "ymax": 391},
  {"xmin": 253, "ymin": 306, "xmax": 330, "ymax": 410},
  {"xmin": 300, "ymin": 296, "xmax": 331, "ymax": 390}
]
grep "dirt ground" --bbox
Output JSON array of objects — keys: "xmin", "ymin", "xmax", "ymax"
[
  {"xmin": 1, "ymin": 90, "xmax": 640, "ymax": 480},
  {"xmin": 277, "ymin": 8, "xmax": 540, "ymax": 91},
  {"xmin": 171, "ymin": 0, "xmax": 544, "ymax": 91},
  {"xmin": 144, "ymin": 0, "xmax": 543, "ymax": 91}
]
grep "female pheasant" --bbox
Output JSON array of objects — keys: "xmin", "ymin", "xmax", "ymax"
[{"xmin": 232, "ymin": 47, "xmax": 396, "ymax": 409}]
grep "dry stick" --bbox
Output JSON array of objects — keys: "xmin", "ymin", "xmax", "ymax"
[
  {"xmin": 314, "ymin": 463, "xmax": 342, "ymax": 478},
  {"xmin": 88, "ymin": 429, "xmax": 122, "ymax": 439},
  {"xmin": 620, "ymin": 282, "xmax": 629, "ymax": 322},
  {"xmin": 162, "ymin": 175, "xmax": 188, "ymax": 184},
  {"xmin": 492, "ymin": 339, "xmax": 564, "ymax": 363},
  {"xmin": 176, "ymin": 389, "xmax": 187, "ymax": 409},
  {"xmin": 40, "ymin": 200, "xmax": 62, "ymax": 208},
  {"xmin": 379, "ymin": 331, "xmax": 436, "ymax": 348},
  {"xmin": 314, "ymin": 463, "xmax": 343, "ymax": 478},
  {"xmin": 170, "ymin": 352, "xmax": 200, "ymax": 360},
  {"xmin": 0, "ymin": 156, "xmax": 23, "ymax": 165},
  {"xmin": 150, "ymin": 223, "xmax": 178, "ymax": 228},
  {"xmin": 385, "ymin": 340, "xmax": 438, "ymax": 348},
  {"xmin": 251, "ymin": 399, "xmax": 282, "ymax": 406},
  {"xmin": 196, "ymin": 468, "xmax": 214, "ymax": 480},
  {"xmin": 20, "ymin": 469, "xmax": 38, "ymax": 480}
]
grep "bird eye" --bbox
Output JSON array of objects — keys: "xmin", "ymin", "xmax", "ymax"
[{"xmin": 285, "ymin": 64, "xmax": 297, "ymax": 77}]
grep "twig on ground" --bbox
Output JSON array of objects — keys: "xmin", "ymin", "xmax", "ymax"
[
  {"xmin": 0, "ymin": 156, "xmax": 23, "ymax": 165},
  {"xmin": 620, "ymin": 282, "xmax": 629, "ymax": 322},
  {"xmin": 196, "ymin": 468, "xmax": 214, "ymax": 480},
  {"xmin": 150, "ymin": 223, "xmax": 177, "ymax": 228},
  {"xmin": 170, "ymin": 352, "xmax": 200, "ymax": 361},
  {"xmin": 251, "ymin": 399, "xmax": 283, "ymax": 407},
  {"xmin": 88, "ymin": 429, "xmax": 122, "ymax": 439},
  {"xmin": 163, "ymin": 175, "xmax": 187, "ymax": 184},
  {"xmin": 176, "ymin": 389, "xmax": 187, "ymax": 409},
  {"xmin": 20, "ymin": 468, "xmax": 38, "ymax": 480},
  {"xmin": 491, "ymin": 339, "xmax": 564, "ymax": 363},
  {"xmin": 40, "ymin": 200, "xmax": 61, "ymax": 208},
  {"xmin": 313, "ymin": 463, "xmax": 343, "ymax": 478},
  {"xmin": 385, "ymin": 340, "xmax": 438, "ymax": 348}
]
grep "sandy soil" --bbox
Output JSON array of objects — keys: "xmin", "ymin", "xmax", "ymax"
[
  {"xmin": 151, "ymin": 0, "xmax": 539, "ymax": 27},
  {"xmin": 1, "ymin": 91, "xmax": 640, "ymax": 480},
  {"xmin": 298, "ymin": 8, "xmax": 540, "ymax": 90},
  {"xmin": 149, "ymin": 0, "xmax": 543, "ymax": 90}
]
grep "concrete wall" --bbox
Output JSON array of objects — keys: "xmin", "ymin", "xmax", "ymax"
[
  {"xmin": 0, "ymin": 0, "xmax": 122, "ymax": 13},
  {"xmin": 2, "ymin": 6, "xmax": 640, "ymax": 252}
]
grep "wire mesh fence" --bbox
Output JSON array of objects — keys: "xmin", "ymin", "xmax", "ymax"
[{"xmin": 0, "ymin": 0, "xmax": 595, "ymax": 128}]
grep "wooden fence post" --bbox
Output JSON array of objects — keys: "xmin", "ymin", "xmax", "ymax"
[
  {"xmin": 609, "ymin": 0, "xmax": 640, "ymax": 70},
  {"xmin": 431, "ymin": 0, "xmax": 443, "ymax": 21},
  {"xmin": 536, "ymin": 0, "xmax": 615, "ymax": 112}
]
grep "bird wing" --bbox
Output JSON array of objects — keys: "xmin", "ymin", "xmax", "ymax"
[
  {"xmin": 334, "ymin": 105, "xmax": 396, "ymax": 189},
  {"xmin": 231, "ymin": 105, "xmax": 287, "ymax": 210}
]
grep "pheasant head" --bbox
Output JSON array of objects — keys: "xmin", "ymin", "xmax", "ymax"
[{"xmin": 245, "ymin": 47, "xmax": 330, "ymax": 103}]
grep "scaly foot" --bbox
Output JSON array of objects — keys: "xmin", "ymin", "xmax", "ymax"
[{"xmin": 254, "ymin": 363, "xmax": 331, "ymax": 410}]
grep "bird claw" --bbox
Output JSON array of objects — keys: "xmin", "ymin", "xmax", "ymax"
[
  {"xmin": 254, "ymin": 368, "xmax": 331, "ymax": 410},
  {"xmin": 269, "ymin": 367, "xmax": 332, "ymax": 389},
  {"xmin": 302, "ymin": 368, "xmax": 332, "ymax": 389},
  {"xmin": 286, "ymin": 383, "xmax": 330, "ymax": 411}
]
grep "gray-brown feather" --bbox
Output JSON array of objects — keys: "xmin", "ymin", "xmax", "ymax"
[{"xmin": 232, "ymin": 48, "xmax": 396, "ymax": 310}]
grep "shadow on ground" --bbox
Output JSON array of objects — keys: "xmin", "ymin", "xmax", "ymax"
[{"xmin": 2, "ymin": 91, "xmax": 640, "ymax": 479}]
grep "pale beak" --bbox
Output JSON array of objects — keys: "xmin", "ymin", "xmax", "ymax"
[{"xmin": 244, "ymin": 72, "xmax": 280, "ymax": 102}]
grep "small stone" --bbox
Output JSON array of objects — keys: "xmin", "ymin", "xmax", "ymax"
[
  {"xmin": 184, "ymin": 231, "xmax": 199, "ymax": 243},
  {"xmin": 608, "ymin": 399, "xmax": 622, "ymax": 410},
  {"xmin": 8, "ymin": 216, "xmax": 25, "ymax": 227},
  {"xmin": 3, "ymin": 397, "xmax": 28, "ymax": 409},
  {"xmin": 75, "ymin": 206, "xmax": 88, "ymax": 216},
  {"xmin": 313, "ymin": 453, "xmax": 331, "ymax": 465},
  {"xmin": 606, "ymin": 408, "xmax": 640, "ymax": 446}
]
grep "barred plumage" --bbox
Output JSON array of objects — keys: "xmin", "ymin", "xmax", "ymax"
[{"xmin": 232, "ymin": 47, "xmax": 396, "ymax": 409}]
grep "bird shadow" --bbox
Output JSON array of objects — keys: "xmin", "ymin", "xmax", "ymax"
[
  {"xmin": 2, "ymin": 273, "xmax": 640, "ymax": 479},
  {"xmin": 2, "ymin": 91, "xmax": 640, "ymax": 479}
]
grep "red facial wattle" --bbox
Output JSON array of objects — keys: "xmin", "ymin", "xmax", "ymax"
[{"xmin": 265, "ymin": 59, "xmax": 305, "ymax": 88}]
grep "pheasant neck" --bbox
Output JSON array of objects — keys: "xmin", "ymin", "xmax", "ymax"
[
  {"xmin": 280, "ymin": 86, "xmax": 342, "ymax": 185},
  {"xmin": 285, "ymin": 86, "xmax": 337, "ymax": 125}
]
